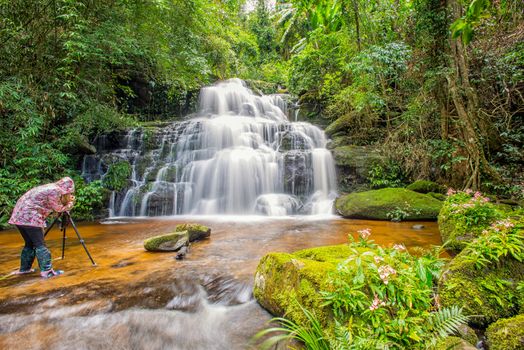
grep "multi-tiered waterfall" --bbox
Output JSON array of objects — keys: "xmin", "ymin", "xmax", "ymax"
[{"xmin": 82, "ymin": 79, "xmax": 337, "ymax": 217}]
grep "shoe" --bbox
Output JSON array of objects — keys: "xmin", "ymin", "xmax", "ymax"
[{"xmin": 40, "ymin": 269, "xmax": 64, "ymax": 279}]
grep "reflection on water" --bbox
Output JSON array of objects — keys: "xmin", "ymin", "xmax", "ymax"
[{"xmin": 0, "ymin": 217, "xmax": 441, "ymax": 349}]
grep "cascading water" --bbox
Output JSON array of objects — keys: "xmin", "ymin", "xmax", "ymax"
[{"xmin": 82, "ymin": 79, "xmax": 337, "ymax": 217}]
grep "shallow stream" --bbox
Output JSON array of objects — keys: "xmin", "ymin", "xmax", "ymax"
[{"xmin": 0, "ymin": 217, "xmax": 441, "ymax": 349}]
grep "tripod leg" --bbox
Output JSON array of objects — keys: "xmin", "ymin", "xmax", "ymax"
[
  {"xmin": 65, "ymin": 213, "xmax": 97, "ymax": 266},
  {"xmin": 61, "ymin": 227, "xmax": 66, "ymax": 260},
  {"xmin": 44, "ymin": 216, "xmax": 61, "ymax": 238}
]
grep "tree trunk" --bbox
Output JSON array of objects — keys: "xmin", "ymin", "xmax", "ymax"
[{"xmin": 447, "ymin": 0, "xmax": 501, "ymax": 190}]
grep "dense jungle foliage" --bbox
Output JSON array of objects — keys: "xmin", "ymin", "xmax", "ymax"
[{"xmin": 0, "ymin": 0, "xmax": 523, "ymax": 226}]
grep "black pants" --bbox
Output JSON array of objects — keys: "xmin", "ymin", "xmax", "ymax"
[{"xmin": 17, "ymin": 225, "xmax": 45, "ymax": 248}]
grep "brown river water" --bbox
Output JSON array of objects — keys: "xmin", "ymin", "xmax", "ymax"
[{"xmin": 0, "ymin": 216, "xmax": 441, "ymax": 349}]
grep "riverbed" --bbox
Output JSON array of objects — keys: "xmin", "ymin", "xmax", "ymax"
[{"xmin": 0, "ymin": 216, "xmax": 441, "ymax": 349}]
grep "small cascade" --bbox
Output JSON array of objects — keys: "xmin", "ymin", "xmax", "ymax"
[{"xmin": 82, "ymin": 79, "xmax": 337, "ymax": 217}]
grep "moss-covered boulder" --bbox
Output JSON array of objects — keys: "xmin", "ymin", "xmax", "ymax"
[
  {"xmin": 175, "ymin": 223, "xmax": 211, "ymax": 241},
  {"xmin": 486, "ymin": 314, "xmax": 524, "ymax": 350},
  {"xmin": 433, "ymin": 336, "xmax": 477, "ymax": 350},
  {"xmin": 428, "ymin": 192, "xmax": 447, "ymax": 201},
  {"xmin": 438, "ymin": 252, "xmax": 524, "ymax": 327},
  {"xmin": 253, "ymin": 245, "xmax": 353, "ymax": 327},
  {"xmin": 438, "ymin": 192, "xmax": 503, "ymax": 251},
  {"xmin": 335, "ymin": 188, "xmax": 443, "ymax": 220},
  {"xmin": 406, "ymin": 180, "xmax": 445, "ymax": 194},
  {"xmin": 330, "ymin": 145, "xmax": 384, "ymax": 192},
  {"xmin": 144, "ymin": 231, "xmax": 189, "ymax": 252}
]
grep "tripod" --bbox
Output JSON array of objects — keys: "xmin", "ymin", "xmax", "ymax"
[{"xmin": 44, "ymin": 211, "xmax": 97, "ymax": 266}]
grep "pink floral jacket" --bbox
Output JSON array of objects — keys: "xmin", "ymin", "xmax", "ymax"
[{"xmin": 9, "ymin": 177, "xmax": 75, "ymax": 228}]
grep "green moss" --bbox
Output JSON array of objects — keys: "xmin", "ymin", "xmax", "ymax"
[
  {"xmin": 486, "ymin": 314, "xmax": 524, "ymax": 350},
  {"xmin": 335, "ymin": 188, "xmax": 443, "ymax": 220},
  {"xmin": 428, "ymin": 192, "xmax": 447, "ymax": 201},
  {"xmin": 253, "ymin": 245, "xmax": 352, "ymax": 328},
  {"xmin": 433, "ymin": 336, "xmax": 477, "ymax": 350},
  {"xmin": 102, "ymin": 161, "xmax": 131, "ymax": 191},
  {"xmin": 144, "ymin": 231, "xmax": 189, "ymax": 252},
  {"xmin": 438, "ymin": 195, "xmax": 503, "ymax": 251},
  {"xmin": 175, "ymin": 223, "xmax": 210, "ymax": 241},
  {"xmin": 406, "ymin": 180, "xmax": 445, "ymax": 194},
  {"xmin": 325, "ymin": 114, "xmax": 353, "ymax": 137},
  {"xmin": 438, "ymin": 252, "xmax": 524, "ymax": 327}
]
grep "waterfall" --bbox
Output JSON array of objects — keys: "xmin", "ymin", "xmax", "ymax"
[{"xmin": 82, "ymin": 79, "xmax": 337, "ymax": 217}]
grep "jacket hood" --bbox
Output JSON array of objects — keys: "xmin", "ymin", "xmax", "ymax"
[{"xmin": 55, "ymin": 177, "xmax": 75, "ymax": 195}]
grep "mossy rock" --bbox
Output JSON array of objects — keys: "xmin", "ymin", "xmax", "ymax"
[
  {"xmin": 175, "ymin": 223, "xmax": 210, "ymax": 241},
  {"xmin": 144, "ymin": 231, "xmax": 189, "ymax": 252},
  {"xmin": 335, "ymin": 188, "xmax": 443, "ymax": 220},
  {"xmin": 325, "ymin": 114, "xmax": 353, "ymax": 137},
  {"xmin": 253, "ymin": 245, "xmax": 353, "ymax": 328},
  {"xmin": 456, "ymin": 324, "xmax": 478, "ymax": 347},
  {"xmin": 428, "ymin": 192, "xmax": 447, "ymax": 201},
  {"xmin": 486, "ymin": 314, "xmax": 524, "ymax": 350},
  {"xmin": 438, "ymin": 199, "xmax": 503, "ymax": 251},
  {"xmin": 438, "ymin": 251, "xmax": 524, "ymax": 327},
  {"xmin": 433, "ymin": 336, "xmax": 477, "ymax": 350},
  {"xmin": 406, "ymin": 180, "xmax": 445, "ymax": 194}
]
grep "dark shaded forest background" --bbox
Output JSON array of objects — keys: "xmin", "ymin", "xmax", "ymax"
[{"xmin": 0, "ymin": 0, "xmax": 522, "ymax": 226}]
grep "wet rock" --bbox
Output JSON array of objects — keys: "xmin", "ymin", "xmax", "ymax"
[
  {"xmin": 486, "ymin": 314, "xmax": 524, "ymax": 350},
  {"xmin": 329, "ymin": 145, "xmax": 384, "ymax": 193},
  {"xmin": 175, "ymin": 245, "xmax": 189, "ymax": 260},
  {"xmin": 175, "ymin": 223, "xmax": 211, "ymax": 242},
  {"xmin": 412, "ymin": 224, "xmax": 425, "ymax": 230},
  {"xmin": 335, "ymin": 188, "xmax": 443, "ymax": 220},
  {"xmin": 144, "ymin": 231, "xmax": 189, "ymax": 252},
  {"xmin": 405, "ymin": 180, "xmax": 445, "ymax": 194}
]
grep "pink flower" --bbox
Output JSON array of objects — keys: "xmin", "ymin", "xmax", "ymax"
[
  {"xmin": 482, "ymin": 197, "xmax": 490, "ymax": 202},
  {"xmin": 358, "ymin": 228, "xmax": 371, "ymax": 239},
  {"xmin": 374, "ymin": 256, "xmax": 384, "ymax": 264},
  {"xmin": 474, "ymin": 191, "xmax": 482, "ymax": 199},
  {"xmin": 378, "ymin": 265, "xmax": 397, "ymax": 285},
  {"xmin": 465, "ymin": 189, "xmax": 473, "ymax": 195},
  {"xmin": 393, "ymin": 244, "xmax": 406, "ymax": 251},
  {"xmin": 369, "ymin": 294, "xmax": 386, "ymax": 311},
  {"xmin": 446, "ymin": 188, "xmax": 456, "ymax": 196}
]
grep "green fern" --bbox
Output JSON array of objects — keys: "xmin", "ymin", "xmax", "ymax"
[
  {"xmin": 426, "ymin": 306, "xmax": 469, "ymax": 347},
  {"xmin": 254, "ymin": 303, "xmax": 330, "ymax": 350}
]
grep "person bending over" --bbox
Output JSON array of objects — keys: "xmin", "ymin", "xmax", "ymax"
[{"xmin": 9, "ymin": 177, "xmax": 75, "ymax": 278}]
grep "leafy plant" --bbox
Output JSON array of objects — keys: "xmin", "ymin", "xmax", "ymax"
[
  {"xmin": 102, "ymin": 161, "xmax": 132, "ymax": 192},
  {"xmin": 368, "ymin": 163, "xmax": 405, "ymax": 189},
  {"xmin": 72, "ymin": 180, "xmax": 105, "ymax": 221}
]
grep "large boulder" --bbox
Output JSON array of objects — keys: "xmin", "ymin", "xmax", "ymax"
[
  {"xmin": 253, "ymin": 245, "xmax": 352, "ymax": 327},
  {"xmin": 438, "ymin": 252, "xmax": 524, "ymax": 327},
  {"xmin": 144, "ymin": 231, "xmax": 189, "ymax": 252},
  {"xmin": 486, "ymin": 314, "xmax": 524, "ymax": 350},
  {"xmin": 335, "ymin": 188, "xmax": 443, "ymax": 220},
  {"xmin": 438, "ymin": 193, "xmax": 503, "ymax": 251},
  {"xmin": 329, "ymin": 145, "xmax": 384, "ymax": 192},
  {"xmin": 406, "ymin": 180, "xmax": 445, "ymax": 194}
]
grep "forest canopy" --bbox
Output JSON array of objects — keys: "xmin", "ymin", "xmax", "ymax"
[{"xmin": 0, "ymin": 0, "xmax": 523, "ymax": 226}]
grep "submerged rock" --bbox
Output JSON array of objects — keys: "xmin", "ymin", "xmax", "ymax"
[
  {"xmin": 144, "ymin": 231, "xmax": 189, "ymax": 252},
  {"xmin": 406, "ymin": 180, "xmax": 445, "ymax": 194},
  {"xmin": 486, "ymin": 314, "xmax": 524, "ymax": 350},
  {"xmin": 175, "ymin": 223, "xmax": 211, "ymax": 242},
  {"xmin": 335, "ymin": 188, "xmax": 443, "ymax": 220}
]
